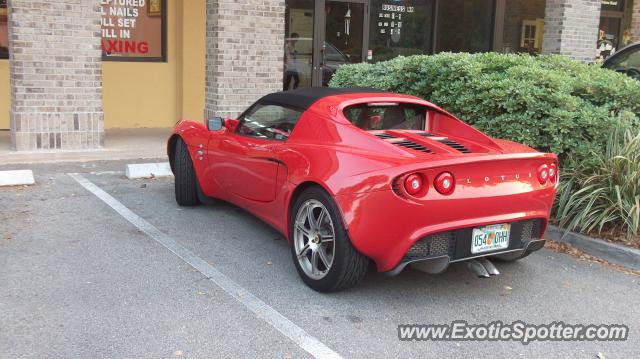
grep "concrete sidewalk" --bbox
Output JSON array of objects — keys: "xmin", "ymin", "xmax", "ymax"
[{"xmin": 0, "ymin": 128, "xmax": 170, "ymax": 165}]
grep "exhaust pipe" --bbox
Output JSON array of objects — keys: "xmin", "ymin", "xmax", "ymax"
[
  {"xmin": 467, "ymin": 258, "xmax": 500, "ymax": 278},
  {"xmin": 478, "ymin": 257, "xmax": 500, "ymax": 276}
]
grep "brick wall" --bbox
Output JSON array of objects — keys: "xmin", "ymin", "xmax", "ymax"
[
  {"xmin": 542, "ymin": 0, "xmax": 601, "ymax": 63},
  {"xmin": 204, "ymin": 0, "xmax": 285, "ymax": 119},
  {"xmin": 630, "ymin": 0, "xmax": 640, "ymax": 43},
  {"xmin": 8, "ymin": 0, "xmax": 103, "ymax": 151}
]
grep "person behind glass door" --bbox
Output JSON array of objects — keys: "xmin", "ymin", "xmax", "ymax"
[{"xmin": 284, "ymin": 33, "xmax": 300, "ymax": 90}]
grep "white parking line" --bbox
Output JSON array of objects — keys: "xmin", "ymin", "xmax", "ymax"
[{"xmin": 67, "ymin": 173, "xmax": 341, "ymax": 359}]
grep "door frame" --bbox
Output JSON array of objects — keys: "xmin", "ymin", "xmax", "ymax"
[{"xmin": 312, "ymin": 0, "xmax": 370, "ymax": 86}]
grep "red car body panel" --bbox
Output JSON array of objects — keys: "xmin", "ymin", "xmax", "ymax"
[{"xmin": 169, "ymin": 91, "xmax": 558, "ymax": 272}]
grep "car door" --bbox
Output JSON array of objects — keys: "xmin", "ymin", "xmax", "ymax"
[{"xmin": 210, "ymin": 104, "xmax": 302, "ymax": 202}]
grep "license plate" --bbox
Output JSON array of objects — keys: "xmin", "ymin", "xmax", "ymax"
[{"xmin": 471, "ymin": 223, "xmax": 511, "ymax": 254}]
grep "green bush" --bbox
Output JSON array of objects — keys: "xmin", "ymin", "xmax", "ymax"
[
  {"xmin": 329, "ymin": 53, "xmax": 640, "ymax": 168},
  {"xmin": 555, "ymin": 122, "xmax": 640, "ymax": 240}
]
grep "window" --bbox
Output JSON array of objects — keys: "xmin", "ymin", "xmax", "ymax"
[
  {"xmin": 500, "ymin": 0, "xmax": 546, "ymax": 54},
  {"xmin": 284, "ymin": 0, "xmax": 314, "ymax": 89},
  {"xmin": 607, "ymin": 46, "xmax": 640, "ymax": 69},
  {"xmin": 101, "ymin": 0, "xmax": 167, "ymax": 62},
  {"xmin": 343, "ymin": 103, "xmax": 426, "ymax": 131},
  {"xmin": 598, "ymin": 0, "xmax": 635, "ymax": 60},
  {"xmin": 605, "ymin": 45, "xmax": 640, "ymax": 80},
  {"xmin": 325, "ymin": 42, "xmax": 346, "ymax": 62},
  {"xmin": 236, "ymin": 104, "xmax": 303, "ymax": 141},
  {"xmin": 598, "ymin": 16, "xmax": 623, "ymax": 59},
  {"xmin": 435, "ymin": 0, "xmax": 495, "ymax": 53},
  {"xmin": 0, "ymin": 0, "xmax": 7, "ymax": 59},
  {"xmin": 519, "ymin": 19, "xmax": 544, "ymax": 53},
  {"xmin": 369, "ymin": 0, "xmax": 435, "ymax": 62}
]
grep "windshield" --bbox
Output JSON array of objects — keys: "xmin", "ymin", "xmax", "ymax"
[
  {"xmin": 605, "ymin": 46, "xmax": 640, "ymax": 70},
  {"xmin": 343, "ymin": 103, "xmax": 426, "ymax": 131}
]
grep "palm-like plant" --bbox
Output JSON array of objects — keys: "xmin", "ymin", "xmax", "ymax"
[{"xmin": 555, "ymin": 123, "xmax": 640, "ymax": 240}]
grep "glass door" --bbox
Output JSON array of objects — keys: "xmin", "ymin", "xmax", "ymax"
[
  {"xmin": 317, "ymin": 0, "xmax": 368, "ymax": 86},
  {"xmin": 284, "ymin": 0, "xmax": 368, "ymax": 89},
  {"xmin": 284, "ymin": 0, "xmax": 315, "ymax": 90}
]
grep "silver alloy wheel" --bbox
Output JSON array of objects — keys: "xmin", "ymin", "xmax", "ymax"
[{"xmin": 293, "ymin": 199, "xmax": 336, "ymax": 280}]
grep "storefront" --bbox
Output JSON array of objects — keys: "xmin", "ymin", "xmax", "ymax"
[
  {"xmin": 282, "ymin": 0, "xmax": 552, "ymax": 89},
  {"xmin": 1, "ymin": 0, "xmax": 639, "ymax": 149},
  {"xmin": 283, "ymin": 0, "xmax": 494, "ymax": 88},
  {"xmin": 282, "ymin": 0, "xmax": 640, "ymax": 90}
]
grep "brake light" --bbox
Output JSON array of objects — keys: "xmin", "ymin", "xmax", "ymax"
[
  {"xmin": 549, "ymin": 163, "xmax": 557, "ymax": 184},
  {"xmin": 537, "ymin": 164, "xmax": 549, "ymax": 184},
  {"xmin": 434, "ymin": 172, "xmax": 455, "ymax": 195},
  {"xmin": 404, "ymin": 173, "xmax": 424, "ymax": 196}
]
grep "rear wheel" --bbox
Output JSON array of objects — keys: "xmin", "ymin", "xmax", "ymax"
[
  {"xmin": 290, "ymin": 187, "xmax": 368, "ymax": 292},
  {"xmin": 173, "ymin": 138, "xmax": 200, "ymax": 206}
]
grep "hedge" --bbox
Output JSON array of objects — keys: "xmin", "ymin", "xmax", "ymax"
[{"xmin": 329, "ymin": 53, "xmax": 640, "ymax": 169}]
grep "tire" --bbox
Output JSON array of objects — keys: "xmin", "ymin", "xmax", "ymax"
[
  {"xmin": 289, "ymin": 187, "xmax": 368, "ymax": 292},
  {"xmin": 173, "ymin": 138, "xmax": 200, "ymax": 206}
]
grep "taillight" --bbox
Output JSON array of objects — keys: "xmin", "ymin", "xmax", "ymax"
[
  {"xmin": 537, "ymin": 164, "xmax": 549, "ymax": 184},
  {"xmin": 404, "ymin": 173, "xmax": 424, "ymax": 196},
  {"xmin": 434, "ymin": 172, "xmax": 455, "ymax": 195},
  {"xmin": 549, "ymin": 163, "xmax": 557, "ymax": 184}
]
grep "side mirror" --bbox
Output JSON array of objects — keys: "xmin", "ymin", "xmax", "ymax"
[{"xmin": 207, "ymin": 116, "xmax": 224, "ymax": 131}]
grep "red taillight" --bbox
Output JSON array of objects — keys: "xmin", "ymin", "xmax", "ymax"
[
  {"xmin": 404, "ymin": 173, "xmax": 424, "ymax": 196},
  {"xmin": 434, "ymin": 172, "xmax": 455, "ymax": 195},
  {"xmin": 537, "ymin": 164, "xmax": 549, "ymax": 184},
  {"xmin": 549, "ymin": 163, "xmax": 557, "ymax": 183}
]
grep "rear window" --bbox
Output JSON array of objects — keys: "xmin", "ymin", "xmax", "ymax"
[{"xmin": 343, "ymin": 103, "xmax": 426, "ymax": 131}]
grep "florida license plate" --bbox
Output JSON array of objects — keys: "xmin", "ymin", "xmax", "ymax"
[{"xmin": 471, "ymin": 223, "xmax": 511, "ymax": 254}]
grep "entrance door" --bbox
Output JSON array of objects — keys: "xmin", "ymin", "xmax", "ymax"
[
  {"xmin": 284, "ymin": 0, "xmax": 368, "ymax": 89},
  {"xmin": 315, "ymin": 0, "xmax": 368, "ymax": 86}
]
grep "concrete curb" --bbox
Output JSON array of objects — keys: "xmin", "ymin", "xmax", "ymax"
[
  {"xmin": 125, "ymin": 162, "xmax": 173, "ymax": 179},
  {"xmin": 0, "ymin": 170, "xmax": 35, "ymax": 186},
  {"xmin": 545, "ymin": 225, "xmax": 640, "ymax": 271}
]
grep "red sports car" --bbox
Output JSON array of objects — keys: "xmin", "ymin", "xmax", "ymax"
[{"xmin": 168, "ymin": 88, "xmax": 558, "ymax": 292}]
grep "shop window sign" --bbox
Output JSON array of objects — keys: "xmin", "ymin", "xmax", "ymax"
[
  {"xmin": 1, "ymin": 1, "xmax": 167, "ymax": 61},
  {"xmin": 369, "ymin": 0, "xmax": 434, "ymax": 62},
  {"xmin": 101, "ymin": 0, "xmax": 167, "ymax": 62},
  {"xmin": 602, "ymin": 0, "xmax": 624, "ymax": 12}
]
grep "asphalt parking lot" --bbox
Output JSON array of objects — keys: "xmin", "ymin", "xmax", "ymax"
[{"xmin": 1, "ymin": 160, "xmax": 639, "ymax": 358}]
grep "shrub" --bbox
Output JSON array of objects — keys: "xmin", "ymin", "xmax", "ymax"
[
  {"xmin": 555, "ymin": 122, "xmax": 640, "ymax": 240},
  {"xmin": 329, "ymin": 53, "xmax": 640, "ymax": 168}
]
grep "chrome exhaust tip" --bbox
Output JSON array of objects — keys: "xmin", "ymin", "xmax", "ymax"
[
  {"xmin": 478, "ymin": 257, "xmax": 500, "ymax": 276},
  {"xmin": 467, "ymin": 258, "xmax": 500, "ymax": 278}
]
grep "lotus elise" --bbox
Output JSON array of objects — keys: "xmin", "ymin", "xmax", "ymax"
[{"xmin": 168, "ymin": 88, "xmax": 558, "ymax": 292}]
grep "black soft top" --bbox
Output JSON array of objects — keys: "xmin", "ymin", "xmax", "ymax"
[{"xmin": 257, "ymin": 87, "xmax": 388, "ymax": 111}]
